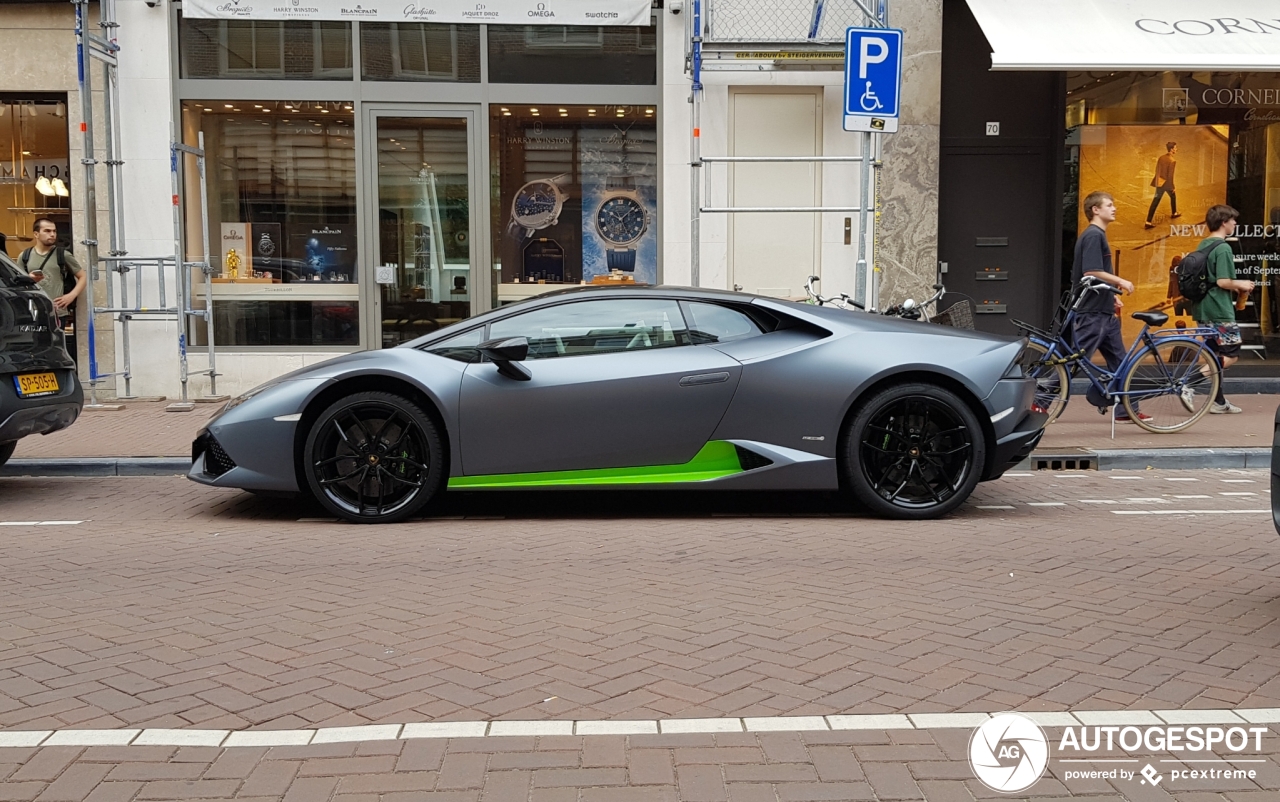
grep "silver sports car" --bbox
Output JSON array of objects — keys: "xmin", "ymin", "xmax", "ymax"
[{"xmin": 190, "ymin": 286, "xmax": 1045, "ymax": 523}]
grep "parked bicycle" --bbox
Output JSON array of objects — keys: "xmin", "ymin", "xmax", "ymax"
[
  {"xmin": 804, "ymin": 276, "xmax": 975, "ymax": 329},
  {"xmin": 1013, "ymin": 277, "xmax": 1221, "ymax": 433}
]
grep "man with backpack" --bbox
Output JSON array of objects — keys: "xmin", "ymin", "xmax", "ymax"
[
  {"xmin": 1179, "ymin": 205, "xmax": 1254, "ymax": 414},
  {"xmin": 20, "ymin": 217, "xmax": 85, "ymax": 329}
]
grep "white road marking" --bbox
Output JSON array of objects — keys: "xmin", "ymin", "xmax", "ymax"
[
  {"xmin": 1110, "ymin": 476, "xmax": 1144, "ymax": 480},
  {"xmin": 1027, "ymin": 502, "xmax": 1066, "ymax": 507},
  {"xmin": 1172, "ymin": 495, "xmax": 1211, "ymax": 499},
  {"xmin": 7, "ymin": 708, "xmax": 1280, "ymax": 744},
  {"xmin": 1124, "ymin": 498, "xmax": 1168, "ymax": 504},
  {"xmin": 0, "ymin": 521, "xmax": 84, "ymax": 526},
  {"xmin": 1223, "ymin": 479, "xmax": 1256, "ymax": 483},
  {"xmin": 1054, "ymin": 474, "xmax": 1088, "ymax": 478},
  {"xmin": 1165, "ymin": 477, "xmax": 1199, "ymax": 482},
  {"xmin": 1113, "ymin": 509, "xmax": 1268, "ymax": 515},
  {"xmin": 1003, "ymin": 472, "xmax": 1033, "ymax": 477},
  {"xmin": 975, "ymin": 505, "xmax": 1014, "ymax": 510},
  {"xmin": 1079, "ymin": 500, "xmax": 1116, "ymax": 504},
  {"xmin": 1220, "ymin": 492, "xmax": 1258, "ymax": 496}
]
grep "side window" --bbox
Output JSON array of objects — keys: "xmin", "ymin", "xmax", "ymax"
[
  {"xmin": 683, "ymin": 302, "xmax": 763, "ymax": 344},
  {"xmin": 425, "ymin": 326, "xmax": 484, "ymax": 362},
  {"xmin": 488, "ymin": 298, "xmax": 688, "ymax": 359}
]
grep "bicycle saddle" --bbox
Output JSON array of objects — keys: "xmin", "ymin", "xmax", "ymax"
[{"xmin": 1131, "ymin": 311, "xmax": 1169, "ymax": 326}]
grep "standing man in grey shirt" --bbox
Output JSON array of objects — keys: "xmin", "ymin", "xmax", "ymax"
[
  {"xmin": 1070, "ymin": 191, "xmax": 1147, "ymax": 422},
  {"xmin": 20, "ymin": 217, "xmax": 86, "ymax": 329}
]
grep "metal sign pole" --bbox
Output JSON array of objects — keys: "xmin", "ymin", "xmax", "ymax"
[
  {"xmin": 169, "ymin": 137, "xmax": 192, "ymax": 410},
  {"xmin": 690, "ymin": 0, "xmax": 703, "ymax": 288},
  {"xmin": 73, "ymin": 0, "xmax": 104, "ymax": 409}
]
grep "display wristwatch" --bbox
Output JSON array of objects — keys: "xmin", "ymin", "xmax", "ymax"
[
  {"xmin": 510, "ymin": 173, "xmax": 571, "ymax": 239},
  {"xmin": 594, "ymin": 175, "xmax": 649, "ymax": 272}
]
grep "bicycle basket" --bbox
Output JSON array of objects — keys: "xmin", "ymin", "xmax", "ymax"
[{"xmin": 932, "ymin": 299, "xmax": 975, "ymax": 329}]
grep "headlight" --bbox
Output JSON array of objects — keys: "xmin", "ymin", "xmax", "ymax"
[{"xmin": 221, "ymin": 384, "xmax": 272, "ymax": 414}]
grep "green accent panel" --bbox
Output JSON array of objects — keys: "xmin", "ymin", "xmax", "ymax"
[{"xmin": 448, "ymin": 440, "xmax": 744, "ymax": 489}]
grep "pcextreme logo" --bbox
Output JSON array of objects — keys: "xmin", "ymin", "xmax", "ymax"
[{"xmin": 968, "ymin": 713, "xmax": 1270, "ymax": 793}]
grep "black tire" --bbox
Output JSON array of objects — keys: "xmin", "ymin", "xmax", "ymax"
[
  {"xmin": 303, "ymin": 391, "xmax": 444, "ymax": 523},
  {"xmin": 0, "ymin": 441, "xmax": 15, "ymax": 468},
  {"xmin": 843, "ymin": 383, "xmax": 986, "ymax": 520}
]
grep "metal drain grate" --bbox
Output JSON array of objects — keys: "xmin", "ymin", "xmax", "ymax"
[{"xmin": 1033, "ymin": 456, "xmax": 1095, "ymax": 471}]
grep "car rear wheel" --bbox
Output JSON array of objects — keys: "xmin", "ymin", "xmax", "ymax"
[
  {"xmin": 304, "ymin": 392, "xmax": 444, "ymax": 523},
  {"xmin": 0, "ymin": 441, "xmax": 15, "ymax": 468},
  {"xmin": 844, "ymin": 383, "xmax": 986, "ymax": 519}
]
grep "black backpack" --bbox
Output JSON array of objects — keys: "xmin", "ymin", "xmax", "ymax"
[
  {"xmin": 19, "ymin": 246, "xmax": 75, "ymax": 295},
  {"xmin": 1176, "ymin": 241, "xmax": 1229, "ymax": 303}
]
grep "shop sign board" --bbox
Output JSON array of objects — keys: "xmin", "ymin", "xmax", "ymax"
[
  {"xmin": 843, "ymin": 26, "xmax": 902, "ymax": 133},
  {"xmin": 184, "ymin": 0, "xmax": 651, "ymax": 26}
]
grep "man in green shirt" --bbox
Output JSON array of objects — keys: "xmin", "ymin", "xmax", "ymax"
[
  {"xmin": 20, "ymin": 217, "xmax": 86, "ymax": 327},
  {"xmin": 1185, "ymin": 205, "xmax": 1254, "ymax": 414}
]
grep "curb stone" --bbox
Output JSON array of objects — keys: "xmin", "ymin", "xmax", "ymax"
[{"xmin": 0, "ymin": 457, "xmax": 189, "ymax": 477}]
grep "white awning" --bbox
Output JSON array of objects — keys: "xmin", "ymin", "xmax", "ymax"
[
  {"xmin": 964, "ymin": 0, "xmax": 1280, "ymax": 71},
  {"xmin": 183, "ymin": 0, "xmax": 651, "ymax": 27}
]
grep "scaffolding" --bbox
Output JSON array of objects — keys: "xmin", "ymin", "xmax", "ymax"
[
  {"xmin": 687, "ymin": 0, "xmax": 888, "ymax": 308},
  {"xmin": 72, "ymin": 0, "xmax": 221, "ymax": 409}
]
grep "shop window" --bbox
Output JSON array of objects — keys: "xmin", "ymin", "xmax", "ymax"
[
  {"xmin": 180, "ymin": 17, "xmax": 353, "ymax": 80},
  {"xmin": 361, "ymin": 23, "xmax": 481, "ymax": 82},
  {"xmin": 0, "ymin": 98, "xmax": 71, "ymax": 260},
  {"xmin": 490, "ymin": 104, "xmax": 657, "ymax": 308},
  {"xmin": 487, "ymin": 25, "xmax": 656, "ymax": 85},
  {"xmin": 183, "ymin": 101, "xmax": 358, "ymax": 348},
  {"xmin": 1063, "ymin": 71, "xmax": 1280, "ymax": 368}
]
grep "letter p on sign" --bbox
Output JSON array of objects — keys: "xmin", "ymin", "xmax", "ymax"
[{"xmin": 859, "ymin": 37, "xmax": 888, "ymax": 79}]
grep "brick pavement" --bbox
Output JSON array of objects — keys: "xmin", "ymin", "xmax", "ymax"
[
  {"xmin": 9, "ymin": 395, "xmax": 1279, "ymax": 460},
  {"xmin": 2, "ymin": 471, "xmax": 1280, "ymax": 799},
  {"xmin": 2, "ymin": 724, "xmax": 1279, "ymax": 800}
]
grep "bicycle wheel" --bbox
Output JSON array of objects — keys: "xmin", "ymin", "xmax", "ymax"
[
  {"xmin": 1121, "ymin": 338, "xmax": 1220, "ymax": 433},
  {"xmin": 1018, "ymin": 341, "xmax": 1070, "ymax": 424}
]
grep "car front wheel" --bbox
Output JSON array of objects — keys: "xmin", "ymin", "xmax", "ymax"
[
  {"xmin": 303, "ymin": 392, "xmax": 444, "ymax": 523},
  {"xmin": 844, "ymin": 383, "xmax": 986, "ymax": 519}
]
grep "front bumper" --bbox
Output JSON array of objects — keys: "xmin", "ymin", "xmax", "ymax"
[{"xmin": 0, "ymin": 369, "xmax": 82, "ymax": 443}]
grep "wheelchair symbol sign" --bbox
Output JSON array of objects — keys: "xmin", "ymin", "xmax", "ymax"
[{"xmin": 844, "ymin": 27, "xmax": 902, "ymax": 133}]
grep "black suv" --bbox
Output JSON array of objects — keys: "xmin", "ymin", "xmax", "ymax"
[{"xmin": 0, "ymin": 252, "xmax": 82, "ymax": 466}]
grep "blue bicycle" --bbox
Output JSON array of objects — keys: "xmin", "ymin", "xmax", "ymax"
[{"xmin": 1013, "ymin": 278, "xmax": 1221, "ymax": 434}]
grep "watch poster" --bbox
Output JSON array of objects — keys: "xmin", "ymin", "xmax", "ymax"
[
  {"xmin": 1075, "ymin": 124, "xmax": 1227, "ymax": 342},
  {"xmin": 579, "ymin": 126, "xmax": 658, "ymax": 285},
  {"xmin": 289, "ymin": 225, "xmax": 357, "ymax": 283}
]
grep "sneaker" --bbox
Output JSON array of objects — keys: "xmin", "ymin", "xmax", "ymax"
[
  {"xmin": 1210, "ymin": 401, "xmax": 1243, "ymax": 414},
  {"xmin": 1171, "ymin": 213, "xmax": 1183, "ymax": 219},
  {"xmin": 1179, "ymin": 386, "xmax": 1195, "ymax": 413},
  {"xmin": 1144, "ymin": 222, "xmax": 1156, "ymax": 229},
  {"xmin": 1115, "ymin": 412, "xmax": 1154, "ymax": 423}
]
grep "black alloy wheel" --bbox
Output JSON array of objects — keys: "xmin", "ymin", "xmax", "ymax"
[
  {"xmin": 304, "ymin": 392, "xmax": 443, "ymax": 523},
  {"xmin": 844, "ymin": 383, "xmax": 985, "ymax": 519}
]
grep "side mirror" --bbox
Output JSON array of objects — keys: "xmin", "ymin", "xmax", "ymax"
[{"xmin": 478, "ymin": 336, "xmax": 531, "ymax": 381}]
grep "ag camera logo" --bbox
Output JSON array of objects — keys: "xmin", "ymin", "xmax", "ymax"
[{"xmin": 969, "ymin": 713, "xmax": 1049, "ymax": 793}]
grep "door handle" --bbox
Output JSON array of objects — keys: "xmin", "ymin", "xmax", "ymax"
[{"xmin": 679, "ymin": 372, "xmax": 730, "ymax": 386}]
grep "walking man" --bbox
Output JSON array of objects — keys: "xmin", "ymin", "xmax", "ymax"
[
  {"xmin": 1145, "ymin": 142, "xmax": 1181, "ymax": 229},
  {"xmin": 20, "ymin": 217, "xmax": 85, "ymax": 329},
  {"xmin": 1184, "ymin": 205, "xmax": 1254, "ymax": 414},
  {"xmin": 1071, "ymin": 191, "xmax": 1149, "ymax": 423}
]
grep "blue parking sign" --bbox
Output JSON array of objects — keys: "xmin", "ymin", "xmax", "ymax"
[{"xmin": 844, "ymin": 27, "xmax": 903, "ymax": 133}]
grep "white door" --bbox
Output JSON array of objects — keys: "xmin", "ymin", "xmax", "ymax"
[{"xmin": 729, "ymin": 91, "xmax": 821, "ymax": 298}]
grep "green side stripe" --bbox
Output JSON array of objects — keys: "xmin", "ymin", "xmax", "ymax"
[{"xmin": 448, "ymin": 440, "xmax": 744, "ymax": 489}]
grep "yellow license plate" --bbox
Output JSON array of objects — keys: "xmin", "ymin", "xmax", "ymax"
[{"xmin": 15, "ymin": 372, "xmax": 59, "ymax": 398}]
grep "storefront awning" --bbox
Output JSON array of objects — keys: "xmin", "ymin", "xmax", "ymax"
[
  {"xmin": 964, "ymin": 0, "xmax": 1280, "ymax": 71},
  {"xmin": 182, "ymin": 0, "xmax": 651, "ymax": 27}
]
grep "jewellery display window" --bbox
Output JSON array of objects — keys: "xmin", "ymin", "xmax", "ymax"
[
  {"xmin": 183, "ymin": 101, "xmax": 359, "ymax": 347},
  {"xmin": 490, "ymin": 104, "xmax": 656, "ymax": 305}
]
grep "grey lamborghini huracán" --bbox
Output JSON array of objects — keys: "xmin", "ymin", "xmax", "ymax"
[{"xmin": 190, "ymin": 286, "xmax": 1045, "ymax": 522}]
